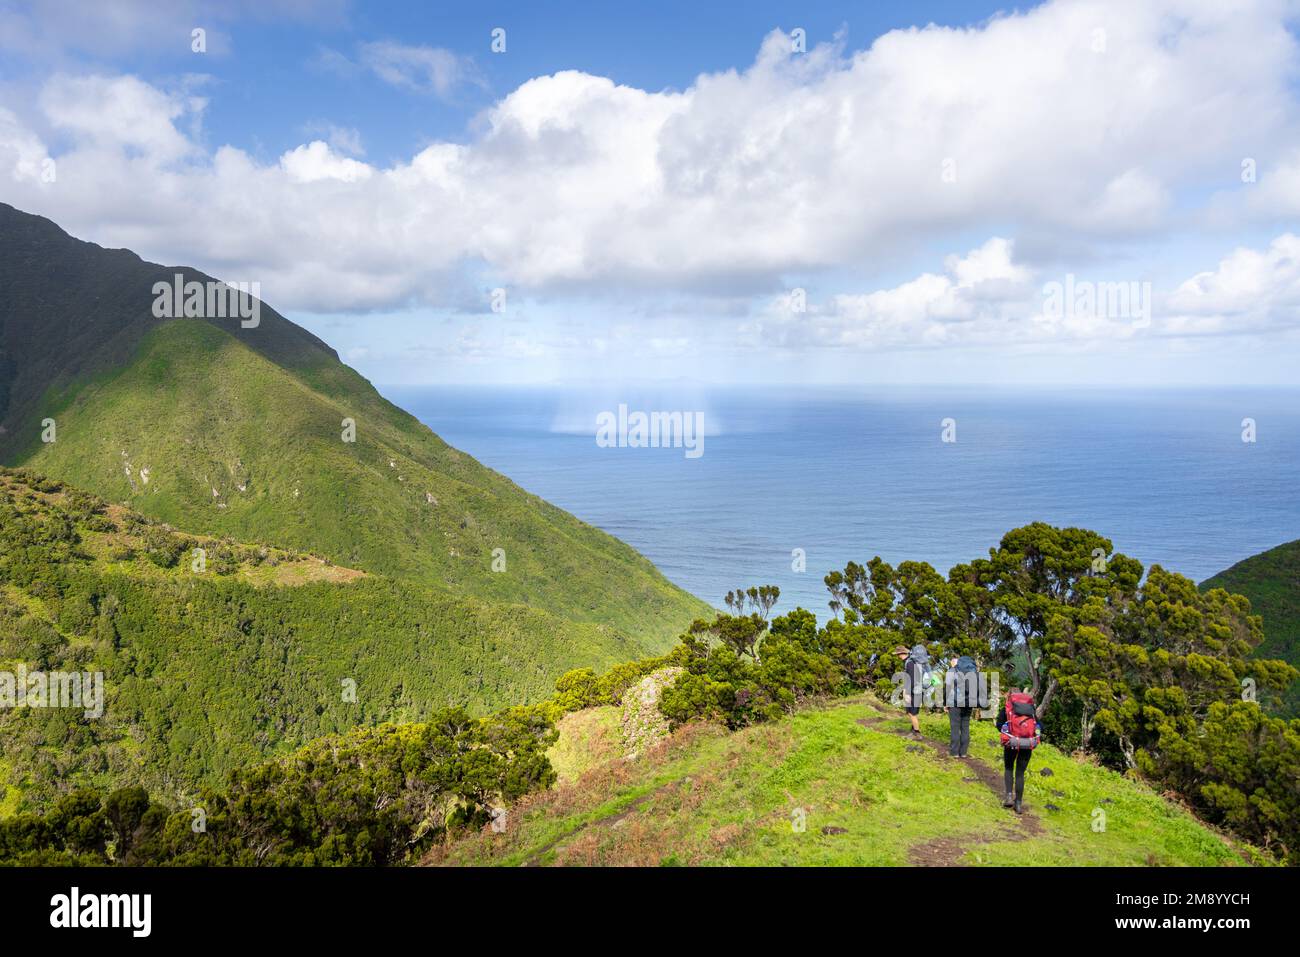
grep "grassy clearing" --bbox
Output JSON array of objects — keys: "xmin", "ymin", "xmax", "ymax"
[
  {"xmin": 430, "ymin": 697, "xmax": 1251, "ymax": 867},
  {"xmin": 548, "ymin": 706, "xmax": 624, "ymax": 785}
]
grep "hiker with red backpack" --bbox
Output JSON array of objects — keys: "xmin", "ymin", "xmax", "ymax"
[{"xmin": 999, "ymin": 687, "xmax": 1041, "ymax": 814}]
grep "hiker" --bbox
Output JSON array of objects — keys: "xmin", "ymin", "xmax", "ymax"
[
  {"xmin": 896, "ymin": 643, "xmax": 930, "ymax": 738},
  {"xmin": 945, "ymin": 655, "xmax": 979, "ymax": 758},
  {"xmin": 998, "ymin": 687, "xmax": 1041, "ymax": 814}
]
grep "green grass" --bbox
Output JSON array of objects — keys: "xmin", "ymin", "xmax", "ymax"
[
  {"xmin": 431, "ymin": 698, "xmax": 1253, "ymax": 867},
  {"xmin": 547, "ymin": 706, "xmax": 624, "ymax": 785},
  {"xmin": 1203, "ymin": 540, "xmax": 1300, "ymax": 716}
]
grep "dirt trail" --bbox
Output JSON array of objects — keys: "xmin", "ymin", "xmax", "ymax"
[{"xmin": 857, "ymin": 711, "xmax": 1043, "ymax": 865}]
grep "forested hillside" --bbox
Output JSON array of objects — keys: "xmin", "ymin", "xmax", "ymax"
[{"xmin": 0, "ymin": 468, "xmax": 663, "ymax": 812}]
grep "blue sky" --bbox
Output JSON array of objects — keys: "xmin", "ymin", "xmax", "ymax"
[
  {"xmin": 2, "ymin": 0, "xmax": 1300, "ymax": 388},
  {"xmin": 202, "ymin": 1, "xmax": 1006, "ymax": 154},
  {"xmin": 3, "ymin": 2, "xmax": 1008, "ymax": 146}
]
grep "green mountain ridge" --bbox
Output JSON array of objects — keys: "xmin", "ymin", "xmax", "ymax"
[
  {"xmin": 1203, "ymin": 539, "xmax": 1300, "ymax": 716},
  {"xmin": 0, "ymin": 203, "xmax": 339, "ymax": 446},
  {"xmin": 0, "ymin": 203, "xmax": 710, "ymax": 648}
]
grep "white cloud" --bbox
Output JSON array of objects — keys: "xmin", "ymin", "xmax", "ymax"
[
  {"xmin": 1241, "ymin": 149, "xmax": 1300, "ymax": 221},
  {"xmin": 280, "ymin": 141, "xmax": 373, "ymax": 183},
  {"xmin": 0, "ymin": 108, "xmax": 50, "ymax": 181},
  {"xmin": 756, "ymin": 238, "xmax": 1041, "ymax": 349},
  {"xmin": 1166, "ymin": 233, "xmax": 1300, "ymax": 334},
  {"xmin": 0, "ymin": 0, "xmax": 1297, "ymax": 330},
  {"xmin": 752, "ymin": 230, "xmax": 1300, "ymax": 352},
  {"xmin": 40, "ymin": 74, "xmax": 197, "ymax": 165},
  {"xmin": 358, "ymin": 42, "xmax": 482, "ymax": 99}
]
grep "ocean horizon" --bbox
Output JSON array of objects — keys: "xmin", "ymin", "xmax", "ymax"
[{"xmin": 387, "ymin": 384, "xmax": 1300, "ymax": 621}]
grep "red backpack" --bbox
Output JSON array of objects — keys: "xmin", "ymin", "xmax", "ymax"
[{"xmin": 1001, "ymin": 692, "xmax": 1039, "ymax": 748}]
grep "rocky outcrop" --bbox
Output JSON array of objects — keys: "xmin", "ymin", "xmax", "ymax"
[{"xmin": 620, "ymin": 667, "xmax": 684, "ymax": 760}]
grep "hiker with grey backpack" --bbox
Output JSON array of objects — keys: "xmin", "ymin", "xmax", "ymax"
[
  {"xmin": 896, "ymin": 644, "xmax": 935, "ymax": 738},
  {"xmin": 945, "ymin": 655, "xmax": 980, "ymax": 757},
  {"xmin": 999, "ymin": 687, "xmax": 1041, "ymax": 814}
]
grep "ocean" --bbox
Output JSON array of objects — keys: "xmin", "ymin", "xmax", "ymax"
[{"xmin": 386, "ymin": 385, "xmax": 1300, "ymax": 621}]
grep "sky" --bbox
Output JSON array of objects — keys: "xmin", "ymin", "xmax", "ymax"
[{"xmin": 2, "ymin": 0, "xmax": 1300, "ymax": 388}]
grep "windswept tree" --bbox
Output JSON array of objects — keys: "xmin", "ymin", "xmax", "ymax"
[
  {"xmin": 946, "ymin": 557, "xmax": 1015, "ymax": 666},
  {"xmin": 823, "ymin": 558, "xmax": 960, "ymax": 641},
  {"xmin": 690, "ymin": 585, "xmax": 781, "ymax": 662},
  {"xmin": 824, "ymin": 558, "xmax": 898, "ymax": 625},
  {"xmin": 725, "ymin": 585, "xmax": 779, "ymax": 621},
  {"xmin": 822, "ymin": 556, "xmax": 999, "ymax": 688},
  {"xmin": 989, "ymin": 523, "xmax": 1143, "ymax": 717},
  {"xmin": 890, "ymin": 560, "xmax": 963, "ymax": 647}
]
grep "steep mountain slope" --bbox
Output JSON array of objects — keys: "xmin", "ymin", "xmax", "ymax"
[
  {"xmin": 1203, "ymin": 540, "xmax": 1300, "ymax": 716},
  {"xmin": 430, "ymin": 697, "xmax": 1253, "ymax": 867},
  {"xmin": 0, "ymin": 203, "xmax": 709, "ymax": 645},
  {"xmin": 0, "ymin": 468, "xmax": 657, "ymax": 812},
  {"xmin": 0, "ymin": 203, "xmax": 338, "ymax": 444}
]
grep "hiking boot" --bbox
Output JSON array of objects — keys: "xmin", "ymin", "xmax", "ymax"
[
  {"xmin": 1014, "ymin": 798, "xmax": 1024, "ymax": 815},
  {"xmin": 1003, "ymin": 792, "xmax": 1014, "ymax": 808}
]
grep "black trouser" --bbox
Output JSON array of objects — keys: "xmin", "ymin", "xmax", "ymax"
[
  {"xmin": 1003, "ymin": 747, "xmax": 1032, "ymax": 798},
  {"xmin": 948, "ymin": 707, "xmax": 972, "ymax": 756}
]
